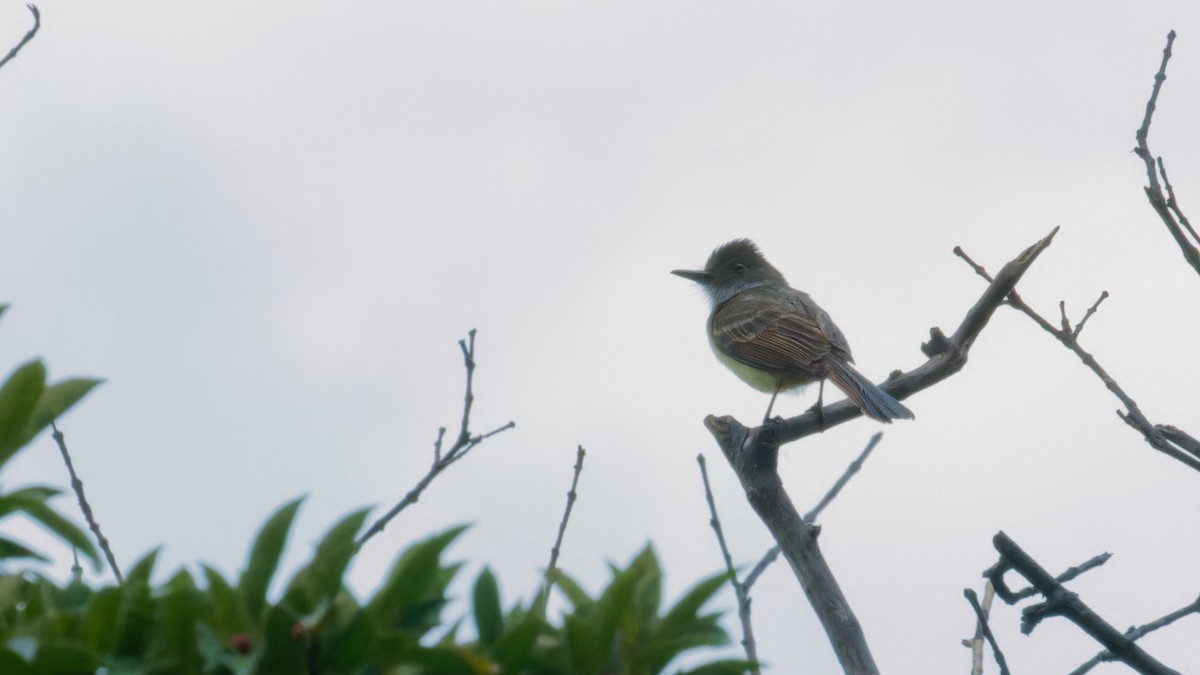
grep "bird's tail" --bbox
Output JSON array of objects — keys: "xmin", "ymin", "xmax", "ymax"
[{"xmin": 827, "ymin": 362, "xmax": 914, "ymax": 423}]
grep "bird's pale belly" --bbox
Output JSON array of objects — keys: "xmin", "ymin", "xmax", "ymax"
[{"xmin": 709, "ymin": 340, "xmax": 814, "ymax": 393}]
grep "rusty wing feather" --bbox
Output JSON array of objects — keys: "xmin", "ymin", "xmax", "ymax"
[{"xmin": 710, "ymin": 287, "xmax": 855, "ymax": 379}]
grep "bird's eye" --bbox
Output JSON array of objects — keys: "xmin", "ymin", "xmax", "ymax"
[{"xmin": 732, "ymin": 263, "xmax": 747, "ymax": 272}]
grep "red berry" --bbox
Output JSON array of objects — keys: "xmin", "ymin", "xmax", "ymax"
[{"xmin": 230, "ymin": 633, "xmax": 252, "ymax": 654}]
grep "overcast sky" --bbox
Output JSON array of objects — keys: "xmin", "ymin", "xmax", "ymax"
[{"xmin": 3, "ymin": 2, "xmax": 1200, "ymax": 672}]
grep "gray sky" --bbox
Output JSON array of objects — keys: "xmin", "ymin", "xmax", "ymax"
[{"xmin": 3, "ymin": 2, "xmax": 1199, "ymax": 672}]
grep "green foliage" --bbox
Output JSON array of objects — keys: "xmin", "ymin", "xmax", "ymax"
[
  {"xmin": 0, "ymin": 306, "xmax": 751, "ymax": 673},
  {"xmin": 546, "ymin": 545, "xmax": 745, "ymax": 675},
  {"xmin": 0, "ymin": 309, "xmax": 103, "ymax": 573},
  {"xmin": 0, "ymin": 502, "xmax": 752, "ymax": 674}
]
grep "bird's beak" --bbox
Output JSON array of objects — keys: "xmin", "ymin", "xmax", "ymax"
[{"xmin": 671, "ymin": 269, "xmax": 714, "ymax": 284}]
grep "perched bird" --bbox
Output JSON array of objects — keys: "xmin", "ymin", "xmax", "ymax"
[{"xmin": 673, "ymin": 239, "xmax": 913, "ymax": 424}]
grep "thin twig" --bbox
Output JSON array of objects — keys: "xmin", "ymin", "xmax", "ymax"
[
  {"xmin": 1072, "ymin": 291, "xmax": 1108, "ymax": 338},
  {"xmin": 457, "ymin": 330, "xmax": 476, "ymax": 445},
  {"xmin": 963, "ymin": 581, "xmax": 996, "ymax": 675},
  {"xmin": 743, "ymin": 546, "xmax": 780, "ymax": 591},
  {"xmin": 697, "ymin": 453, "xmax": 761, "ymax": 673},
  {"xmin": 1157, "ymin": 157, "xmax": 1200, "ymax": 248},
  {"xmin": 804, "ymin": 432, "xmax": 882, "ymax": 523},
  {"xmin": 1069, "ymin": 594, "xmax": 1200, "ymax": 674},
  {"xmin": 965, "ymin": 586, "xmax": 1010, "ymax": 675},
  {"xmin": 955, "ymin": 246, "xmax": 1200, "ymax": 472},
  {"xmin": 1008, "ymin": 551, "xmax": 1112, "ymax": 602},
  {"xmin": 0, "ymin": 5, "xmax": 40, "ymax": 71},
  {"xmin": 1133, "ymin": 31, "xmax": 1200, "ymax": 279},
  {"xmin": 356, "ymin": 331, "xmax": 514, "ymax": 547},
  {"xmin": 541, "ymin": 446, "xmax": 586, "ymax": 613},
  {"xmin": 988, "ymin": 532, "xmax": 1179, "ymax": 674},
  {"xmin": 50, "ymin": 422, "xmax": 122, "ymax": 585}
]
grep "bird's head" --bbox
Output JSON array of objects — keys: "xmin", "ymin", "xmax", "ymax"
[{"xmin": 672, "ymin": 239, "xmax": 787, "ymax": 306}]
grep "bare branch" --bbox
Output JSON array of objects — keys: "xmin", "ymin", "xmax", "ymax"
[
  {"xmin": 1157, "ymin": 157, "xmax": 1200, "ymax": 249},
  {"xmin": 50, "ymin": 422, "xmax": 122, "ymax": 585},
  {"xmin": 356, "ymin": 331, "xmax": 514, "ymax": 547},
  {"xmin": 697, "ymin": 453, "xmax": 761, "ymax": 673},
  {"xmin": 955, "ymin": 245, "xmax": 1200, "ymax": 472},
  {"xmin": 1132, "ymin": 30, "xmax": 1200, "ymax": 279},
  {"xmin": 964, "ymin": 585, "xmax": 1010, "ymax": 675},
  {"xmin": 987, "ymin": 532, "xmax": 1180, "ymax": 674},
  {"xmin": 743, "ymin": 546, "xmax": 780, "ymax": 591},
  {"xmin": 804, "ymin": 432, "xmax": 882, "ymax": 523},
  {"xmin": 1072, "ymin": 291, "xmax": 1108, "ymax": 338},
  {"xmin": 0, "ymin": 5, "xmax": 40, "ymax": 71},
  {"xmin": 704, "ymin": 416, "xmax": 880, "ymax": 675},
  {"xmin": 456, "ymin": 330, "xmax": 476, "ymax": 446},
  {"xmin": 541, "ymin": 445, "xmax": 586, "ymax": 612},
  {"xmin": 963, "ymin": 581, "xmax": 996, "ymax": 675},
  {"xmin": 1069, "ymin": 594, "xmax": 1200, "ymax": 674},
  {"xmin": 775, "ymin": 227, "xmax": 1060, "ymax": 444},
  {"xmin": 1005, "ymin": 551, "xmax": 1112, "ymax": 602}
]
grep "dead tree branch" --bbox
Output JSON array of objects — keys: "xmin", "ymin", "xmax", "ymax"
[
  {"xmin": 356, "ymin": 330, "xmax": 515, "ymax": 548},
  {"xmin": 50, "ymin": 422, "xmax": 122, "ymax": 585},
  {"xmin": 697, "ymin": 453, "xmax": 761, "ymax": 674},
  {"xmin": 804, "ymin": 432, "xmax": 881, "ymax": 523},
  {"xmin": 1069, "ymin": 593, "xmax": 1200, "ymax": 674},
  {"xmin": 0, "ymin": 5, "xmax": 40, "ymax": 71},
  {"xmin": 985, "ymin": 531, "xmax": 1180, "ymax": 675},
  {"xmin": 1133, "ymin": 30, "xmax": 1200, "ymax": 279},
  {"xmin": 963, "ymin": 584, "xmax": 1009, "ymax": 675},
  {"xmin": 540, "ymin": 445, "xmax": 586, "ymax": 614},
  {"xmin": 955, "ymin": 245, "xmax": 1200, "ymax": 473}
]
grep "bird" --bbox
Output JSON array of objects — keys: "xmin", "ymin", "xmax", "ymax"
[{"xmin": 672, "ymin": 238, "xmax": 914, "ymax": 425}]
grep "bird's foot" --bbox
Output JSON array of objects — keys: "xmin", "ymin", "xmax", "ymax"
[{"xmin": 807, "ymin": 401, "xmax": 826, "ymax": 431}]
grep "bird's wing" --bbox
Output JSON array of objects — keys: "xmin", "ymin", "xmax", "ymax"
[
  {"xmin": 710, "ymin": 288, "xmax": 834, "ymax": 375},
  {"xmin": 794, "ymin": 292, "xmax": 855, "ymax": 363}
]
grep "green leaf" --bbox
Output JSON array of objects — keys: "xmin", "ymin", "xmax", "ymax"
[
  {"xmin": 29, "ymin": 641, "xmax": 102, "ymax": 675},
  {"xmin": 282, "ymin": 507, "xmax": 369, "ymax": 614},
  {"xmin": 2, "ymin": 487, "xmax": 101, "ymax": 570},
  {"xmin": 114, "ymin": 554, "xmax": 159, "ymax": 659},
  {"xmin": 548, "ymin": 569, "xmax": 592, "ymax": 608},
  {"xmin": 396, "ymin": 645, "xmax": 480, "ymax": 675},
  {"xmin": 492, "ymin": 613, "xmax": 545, "ymax": 672},
  {"xmin": 0, "ymin": 574, "xmax": 28, "ymax": 613},
  {"xmin": 0, "ymin": 535, "xmax": 48, "ymax": 563},
  {"xmin": 628, "ymin": 545, "xmax": 664, "ymax": 626},
  {"xmin": 640, "ymin": 569, "xmax": 734, "ymax": 673},
  {"xmin": 590, "ymin": 554, "xmax": 647, "ymax": 662},
  {"xmin": 160, "ymin": 569, "xmax": 202, "ymax": 674},
  {"xmin": 0, "ymin": 360, "xmax": 46, "ymax": 466},
  {"xmin": 54, "ymin": 575, "xmax": 91, "ymax": 612},
  {"xmin": 196, "ymin": 623, "xmax": 255, "ymax": 675},
  {"xmin": 0, "ymin": 485, "xmax": 59, "ymax": 515},
  {"xmin": 677, "ymin": 659, "xmax": 758, "ymax": 675},
  {"xmin": 368, "ymin": 525, "xmax": 468, "ymax": 636},
  {"xmin": 126, "ymin": 548, "xmax": 161, "ymax": 585},
  {"xmin": 22, "ymin": 377, "xmax": 104, "ymax": 449},
  {"xmin": 239, "ymin": 496, "xmax": 304, "ymax": 621},
  {"xmin": 0, "ymin": 649, "xmax": 31, "ymax": 675},
  {"xmin": 257, "ymin": 605, "xmax": 306, "ymax": 674},
  {"xmin": 0, "ymin": 304, "xmax": 8, "ymax": 321},
  {"xmin": 472, "ymin": 567, "xmax": 503, "ymax": 647},
  {"xmin": 321, "ymin": 609, "xmax": 375, "ymax": 670},
  {"xmin": 658, "ymin": 571, "xmax": 730, "ymax": 640},
  {"xmin": 202, "ymin": 564, "xmax": 247, "ymax": 636},
  {"xmin": 83, "ymin": 586, "xmax": 124, "ymax": 654}
]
